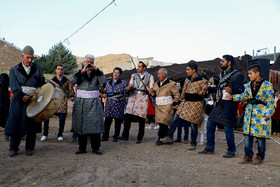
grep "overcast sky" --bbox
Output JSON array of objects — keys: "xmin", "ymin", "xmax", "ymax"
[{"xmin": 0, "ymin": 0, "xmax": 279, "ymax": 63}]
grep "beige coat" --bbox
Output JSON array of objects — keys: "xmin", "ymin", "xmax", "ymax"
[
  {"xmin": 176, "ymin": 76, "xmax": 208, "ymax": 125},
  {"xmin": 153, "ymin": 79, "xmax": 179, "ymax": 126}
]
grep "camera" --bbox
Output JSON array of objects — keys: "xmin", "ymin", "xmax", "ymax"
[{"xmin": 87, "ymin": 64, "xmax": 92, "ymax": 68}]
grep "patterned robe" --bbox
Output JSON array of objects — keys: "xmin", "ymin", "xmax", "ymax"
[
  {"xmin": 176, "ymin": 76, "xmax": 208, "ymax": 125},
  {"xmin": 70, "ymin": 69, "xmax": 106, "ymax": 134},
  {"xmin": 48, "ymin": 76, "xmax": 75, "ymax": 114},
  {"xmin": 5, "ymin": 63, "xmax": 45, "ymax": 135},
  {"xmin": 153, "ymin": 79, "xmax": 179, "ymax": 126},
  {"xmin": 233, "ymin": 81, "xmax": 275, "ymax": 138},
  {"xmin": 104, "ymin": 79, "xmax": 127, "ymax": 119},
  {"xmin": 125, "ymin": 72, "xmax": 154, "ymax": 119}
]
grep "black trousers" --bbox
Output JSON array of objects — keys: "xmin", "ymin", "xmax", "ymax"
[
  {"xmin": 10, "ymin": 134, "xmax": 36, "ymax": 151},
  {"xmin": 158, "ymin": 123, "xmax": 169, "ymax": 139},
  {"xmin": 102, "ymin": 117, "xmax": 123, "ymax": 140},
  {"xmin": 43, "ymin": 113, "xmax": 67, "ymax": 137},
  {"xmin": 78, "ymin": 134, "xmax": 101, "ymax": 152},
  {"xmin": 272, "ymin": 119, "xmax": 280, "ymax": 133},
  {"xmin": 122, "ymin": 114, "xmax": 145, "ymax": 141}
]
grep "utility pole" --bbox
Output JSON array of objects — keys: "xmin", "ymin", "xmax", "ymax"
[{"xmin": 274, "ymin": 46, "xmax": 276, "ymax": 62}]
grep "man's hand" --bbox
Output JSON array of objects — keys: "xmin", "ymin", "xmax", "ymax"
[
  {"xmin": 264, "ymin": 117, "xmax": 269, "ymax": 121},
  {"xmin": 198, "ymin": 90, "xmax": 205, "ymax": 96},
  {"xmin": 125, "ymin": 84, "xmax": 134, "ymax": 91},
  {"xmin": 202, "ymin": 86, "xmax": 208, "ymax": 92},
  {"xmin": 149, "ymin": 88, "xmax": 155, "ymax": 96},
  {"xmin": 226, "ymin": 94, "xmax": 233, "ymax": 99},
  {"xmin": 172, "ymin": 105, "xmax": 179, "ymax": 110},
  {"xmin": 22, "ymin": 95, "xmax": 30, "ymax": 102},
  {"xmin": 223, "ymin": 87, "xmax": 232, "ymax": 93}
]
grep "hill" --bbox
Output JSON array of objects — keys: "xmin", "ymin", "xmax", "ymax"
[{"xmin": 0, "ymin": 38, "xmax": 22, "ymax": 72}]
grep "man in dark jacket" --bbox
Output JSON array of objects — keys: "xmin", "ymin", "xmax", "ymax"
[
  {"xmin": 198, "ymin": 54, "xmax": 244, "ymax": 158},
  {"xmin": 5, "ymin": 46, "xmax": 45, "ymax": 157},
  {"xmin": 0, "ymin": 73, "xmax": 10, "ymax": 129}
]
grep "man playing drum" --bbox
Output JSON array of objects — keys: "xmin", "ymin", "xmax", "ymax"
[
  {"xmin": 70, "ymin": 54, "xmax": 106, "ymax": 155},
  {"xmin": 5, "ymin": 46, "xmax": 45, "ymax": 157}
]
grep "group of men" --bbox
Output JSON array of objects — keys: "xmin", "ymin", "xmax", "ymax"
[{"xmin": 4, "ymin": 45, "xmax": 276, "ymax": 165}]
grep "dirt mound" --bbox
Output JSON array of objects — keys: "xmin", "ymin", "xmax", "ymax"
[{"xmin": 0, "ymin": 39, "xmax": 22, "ymax": 72}]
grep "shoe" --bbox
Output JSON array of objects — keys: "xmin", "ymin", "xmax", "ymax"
[
  {"xmin": 26, "ymin": 149, "xmax": 33, "ymax": 156},
  {"xmin": 75, "ymin": 150, "xmax": 87, "ymax": 154},
  {"xmin": 252, "ymin": 156, "xmax": 263, "ymax": 165},
  {"xmin": 146, "ymin": 124, "xmax": 152, "ymax": 129},
  {"xmin": 188, "ymin": 144, "xmax": 196, "ymax": 150},
  {"xmin": 40, "ymin": 135, "xmax": 48, "ymax": 141},
  {"xmin": 58, "ymin": 137, "xmax": 63, "ymax": 141},
  {"xmin": 9, "ymin": 150, "xmax": 17, "ymax": 157},
  {"xmin": 154, "ymin": 125, "xmax": 159, "ymax": 130},
  {"xmin": 71, "ymin": 136, "xmax": 77, "ymax": 142},
  {"xmin": 239, "ymin": 156, "xmax": 252, "ymax": 164},
  {"xmin": 92, "ymin": 150, "xmax": 103, "ymax": 155},
  {"xmin": 155, "ymin": 139, "xmax": 164, "ymax": 146},
  {"xmin": 161, "ymin": 136, "xmax": 173, "ymax": 144},
  {"xmin": 223, "ymin": 152, "xmax": 235, "ymax": 158},
  {"xmin": 136, "ymin": 139, "xmax": 142, "ymax": 144},
  {"xmin": 174, "ymin": 139, "xmax": 181, "ymax": 143},
  {"xmin": 101, "ymin": 138, "xmax": 108, "ymax": 141},
  {"xmin": 197, "ymin": 147, "xmax": 214, "ymax": 154},
  {"xmin": 198, "ymin": 142, "xmax": 204, "ymax": 145},
  {"xmin": 183, "ymin": 139, "xmax": 188, "ymax": 144},
  {"xmin": 119, "ymin": 136, "xmax": 128, "ymax": 141},
  {"xmin": 112, "ymin": 138, "xmax": 118, "ymax": 142}
]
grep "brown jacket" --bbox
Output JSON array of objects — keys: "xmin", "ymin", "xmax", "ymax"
[
  {"xmin": 153, "ymin": 79, "xmax": 179, "ymax": 126},
  {"xmin": 176, "ymin": 76, "xmax": 208, "ymax": 125},
  {"xmin": 48, "ymin": 76, "xmax": 74, "ymax": 114}
]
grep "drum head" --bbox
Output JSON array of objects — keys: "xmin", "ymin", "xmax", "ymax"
[{"xmin": 26, "ymin": 83, "xmax": 55, "ymax": 118}]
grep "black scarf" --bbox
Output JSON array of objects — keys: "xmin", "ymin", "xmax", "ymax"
[{"xmin": 216, "ymin": 69, "xmax": 238, "ymax": 102}]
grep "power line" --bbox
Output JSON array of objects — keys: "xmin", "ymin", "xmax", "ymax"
[{"xmin": 63, "ymin": 0, "xmax": 117, "ymax": 45}]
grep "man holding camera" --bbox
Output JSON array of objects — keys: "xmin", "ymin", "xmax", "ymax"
[{"xmin": 70, "ymin": 54, "xmax": 106, "ymax": 155}]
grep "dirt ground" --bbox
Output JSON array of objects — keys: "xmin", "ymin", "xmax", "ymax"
[{"xmin": 1, "ymin": 105, "xmax": 280, "ymax": 186}]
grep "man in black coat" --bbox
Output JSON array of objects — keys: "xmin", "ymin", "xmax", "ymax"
[
  {"xmin": 5, "ymin": 46, "xmax": 45, "ymax": 157},
  {"xmin": 198, "ymin": 54, "xmax": 244, "ymax": 158},
  {"xmin": 0, "ymin": 73, "xmax": 10, "ymax": 128}
]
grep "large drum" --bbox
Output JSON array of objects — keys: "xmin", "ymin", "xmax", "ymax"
[{"xmin": 26, "ymin": 83, "xmax": 64, "ymax": 123}]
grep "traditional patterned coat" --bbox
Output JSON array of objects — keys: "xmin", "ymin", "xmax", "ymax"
[
  {"xmin": 5, "ymin": 63, "xmax": 45, "ymax": 135},
  {"xmin": 176, "ymin": 76, "xmax": 208, "ymax": 125},
  {"xmin": 153, "ymin": 79, "xmax": 179, "ymax": 126},
  {"xmin": 48, "ymin": 76, "xmax": 75, "ymax": 114},
  {"xmin": 233, "ymin": 81, "xmax": 275, "ymax": 138},
  {"xmin": 125, "ymin": 71, "xmax": 154, "ymax": 119},
  {"xmin": 70, "ymin": 69, "xmax": 106, "ymax": 135},
  {"xmin": 104, "ymin": 79, "xmax": 127, "ymax": 119}
]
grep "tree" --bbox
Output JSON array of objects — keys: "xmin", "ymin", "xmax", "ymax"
[{"xmin": 34, "ymin": 42, "xmax": 78, "ymax": 74}]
